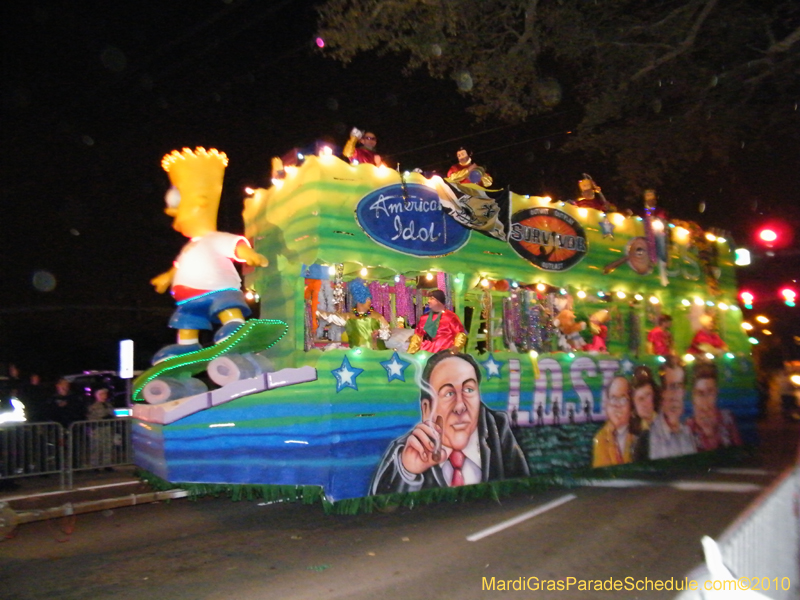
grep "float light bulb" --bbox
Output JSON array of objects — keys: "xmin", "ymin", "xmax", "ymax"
[
  {"xmin": 734, "ymin": 249, "xmax": 751, "ymax": 266},
  {"xmin": 360, "ymin": 267, "xmax": 368, "ymax": 277},
  {"xmin": 425, "ymin": 272, "xmax": 434, "ymax": 281},
  {"xmin": 755, "ymin": 315, "xmax": 769, "ymax": 324},
  {"xmin": 576, "ymin": 290, "xmax": 587, "ymax": 299},
  {"xmin": 649, "ymin": 296, "xmax": 660, "ymax": 305}
]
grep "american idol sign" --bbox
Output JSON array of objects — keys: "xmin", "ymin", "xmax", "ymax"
[{"xmin": 355, "ymin": 184, "xmax": 471, "ymax": 256}]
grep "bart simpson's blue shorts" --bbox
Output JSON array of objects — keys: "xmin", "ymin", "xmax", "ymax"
[{"xmin": 168, "ymin": 288, "xmax": 251, "ymax": 330}]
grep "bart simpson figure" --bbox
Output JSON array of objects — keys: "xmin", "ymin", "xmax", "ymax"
[{"xmin": 150, "ymin": 147, "xmax": 269, "ymax": 364}]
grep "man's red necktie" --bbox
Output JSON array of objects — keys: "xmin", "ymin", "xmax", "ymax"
[{"xmin": 449, "ymin": 450, "xmax": 465, "ymax": 487}]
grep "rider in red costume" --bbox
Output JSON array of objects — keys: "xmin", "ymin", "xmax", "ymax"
[{"xmin": 407, "ymin": 290, "xmax": 467, "ymax": 354}]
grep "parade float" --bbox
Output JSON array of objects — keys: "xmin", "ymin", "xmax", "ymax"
[{"xmin": 132, "ymin": 146, "xmax": 757, "ymax": 511}]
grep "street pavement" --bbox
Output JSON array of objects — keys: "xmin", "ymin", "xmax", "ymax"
[{"xmin": 0, "ymin": 398, "xmax": 797, "ymax": 600}]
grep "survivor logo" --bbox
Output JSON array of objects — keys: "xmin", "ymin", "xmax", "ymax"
[{"xmin": 508, "ymin": 207, "xmax": 588, "ymax": 271}]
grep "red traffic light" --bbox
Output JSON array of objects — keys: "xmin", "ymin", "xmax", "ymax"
[
  {"xmin": 739, "ymin": 290, "xmax": 754, "ymax": 308},
  {"xmin": 758, "ymin": 228, "xmax": 778, "ymax": 243},
  {"xmin": 781, "ymin": 287, "xmax": 797, "ymax": 306},
  {"xmin": 754, "ymin": 221, "xmax": 793, "ymax": 249}
]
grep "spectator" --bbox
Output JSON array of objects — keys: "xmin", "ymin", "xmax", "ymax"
[
  {"xmin": 46, "ymin": 378, "xmax": 85, "ymax": 428},
  {"xmin": 21, "ymin": 373, "xmax": 49, "ymax": 423},
  {"xmin": 87, "ymin": 388, "xmax": 115, "ymax": 469}
]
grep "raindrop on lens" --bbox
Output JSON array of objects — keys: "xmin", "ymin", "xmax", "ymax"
[
  {"xmin": 32, "ymin": 270, "xmax": 57, "ymax": 292},
  {"xmin": 455, "ymin": 70, "xmax": 473, "ymax": 91},
  {"xmin": 100, "ymin": 46, "xmax": 127, "ymax": 72}
]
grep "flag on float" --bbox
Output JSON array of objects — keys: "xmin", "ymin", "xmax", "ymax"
[{"xmin": 431, "ymin": 177, "xmax": 510, "ymax": 241}]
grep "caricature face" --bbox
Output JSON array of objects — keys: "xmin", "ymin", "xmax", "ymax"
[
  {"xmin": 605, "ymin": 377, "xmax": 631, "ymax": 430},
  {"xmin": 421, "ymin": 357, "xmax": 481, "ymax": 451},
  {"xmin": 168, "ymin": 189, "xmax": 220, "ymax": 239},
  {"xmin": 692, "ymin": 376, "xmax": 718, "ymax": 431},
  {"xmin": 627, "ymin": 237, "xmax": 652, "ymax": 274},
  {"xmin": 661, "ymin": 366, "xmax": 686, "ymax": 428},
  {"xmin": 633, "ymin": 382, "xmax": 656, "ymax": 423},
  {"xmin": 456, "ymin": 149, "xmax": 470, "ymax": 165}
]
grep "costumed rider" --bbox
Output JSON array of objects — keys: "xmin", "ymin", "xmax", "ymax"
[
  {"xmin": 407, "ymin": 290, "xmax": 467, "ymax": 354},
  {"xmin": 687, "ymin": 314, "xmax": 728, "ymax": 357},
  {"xmin": 150, "ymin": 148, "xmax": 269, "ymax": 364},
  {"xmin": 643, "ymin": 188, "xmax": 669, "ymax": 285},
  {"xmin": 573, "ymin": 174, "xmax": 614, "ymax": 212},
  {"xmin": 446, "ymin": 147, "xmax": 493, "ymax": 187},
  {"xmin": 343, "ymin": 127, "xmax": 383, "ymax": 166},
  {"xmin": 316, "ymin": 279, "xmax": 391, "ymax": 349}
]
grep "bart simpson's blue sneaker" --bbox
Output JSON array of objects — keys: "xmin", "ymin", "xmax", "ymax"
[
  {"xmin": 213, "ymin": 320, "xmax": 245, "ymax": 344},
  {"xmin": 151, "ymin": 342, "xmax": 203, "ymax": 365}
]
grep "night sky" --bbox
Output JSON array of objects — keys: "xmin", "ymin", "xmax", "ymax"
[{"xmin": 2, "ymin": 0, "xmax": 798, "ymax": 377}]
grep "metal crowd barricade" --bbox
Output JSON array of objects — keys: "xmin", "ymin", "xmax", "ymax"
[
  {"xmin": 67, "ymin": 418, "xmax": 133, "ymax": 488},
  {"xmin": 0, "ymin": 419, "xmax": 134, "ymax": 490},
  {"xmin": 0, "ymin": 422, "xmax": 65, "ymax": 489},
  {"xmin": 677, "ymin": 464, "xmax": 800, "ymax": 600}
]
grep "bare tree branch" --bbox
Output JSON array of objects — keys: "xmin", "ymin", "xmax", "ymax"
[{"xmin": 629, "ymin": 0, "xmax": 719, "ymax": 82}]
